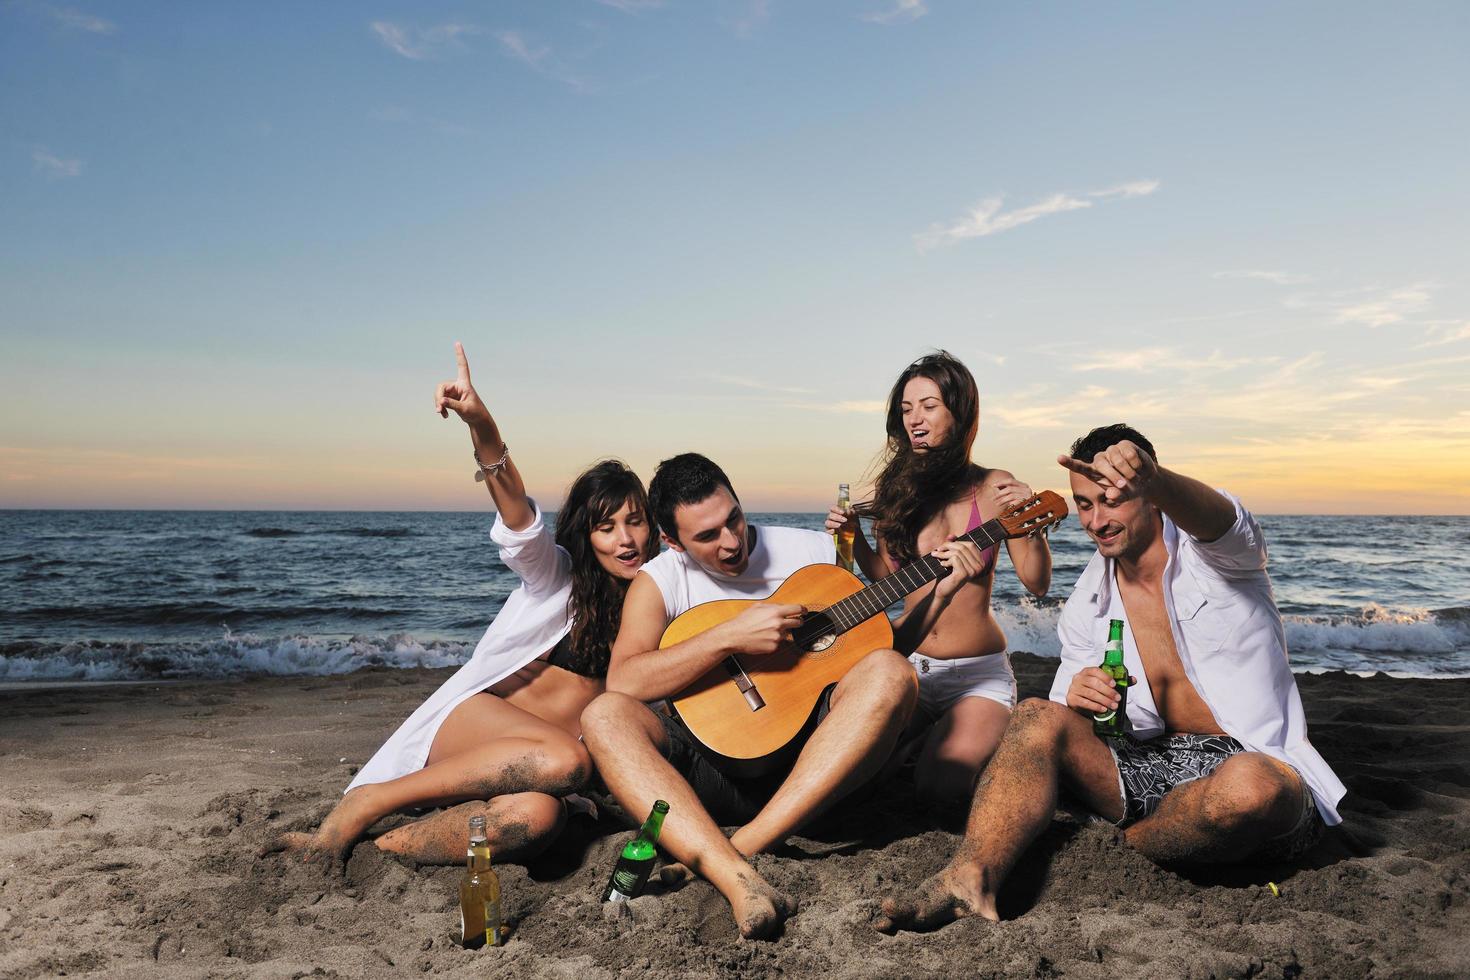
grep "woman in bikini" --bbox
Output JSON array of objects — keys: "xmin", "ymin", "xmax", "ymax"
[
  {"xmin": 827, "ymin": 351, "xmax": 1052, "ymax": 807},
  {"xmin": 280, "ymin": 342, "xmax": 659, "ymax": 867}
]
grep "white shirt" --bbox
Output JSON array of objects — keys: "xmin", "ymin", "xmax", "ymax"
[
  {"xmin": 347, "ymin": 502, "xmax": 572, "ymax": 792},
  {"xmin": 640, "ymin": 525, "xmax": 836, "ymax": 620},
  {"xmin": 1048, "ymin": 491, "xmax": 1346, "ymax": 825}
]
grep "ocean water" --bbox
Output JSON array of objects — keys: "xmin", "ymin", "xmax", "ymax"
[{"xmin": 1, "ymin": 510, "xmax": 1467, "ymax": 682}]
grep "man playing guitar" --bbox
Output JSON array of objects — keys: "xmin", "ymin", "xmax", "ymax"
[{"xmin": 580, "ymin": 453, "xmax": 988, "ymax": 939}]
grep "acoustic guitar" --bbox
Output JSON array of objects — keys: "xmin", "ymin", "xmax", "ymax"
[{"xmin": 664, "ymin": 491, "xmax": 1068, "ymax": 768}]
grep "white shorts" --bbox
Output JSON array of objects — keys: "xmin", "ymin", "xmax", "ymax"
[{"xmin": 908, "ymin": 651, "xmax": 1017, "ymax": 719}]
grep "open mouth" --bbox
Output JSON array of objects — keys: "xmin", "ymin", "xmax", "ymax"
[
  {"xmin": 1095, "ymin": 525, "xmax": 1123, "ymax": 545},
  {"xmin": 718, "ymin": 547, "xmax": 745, "ymax": 569},
  {"xmin": 614, "ymin": 549, "xmax": 642, "ymax": 568},
  {"xmin": 909, "ymin": 428, "xmax": 930, "ymax": 447}
]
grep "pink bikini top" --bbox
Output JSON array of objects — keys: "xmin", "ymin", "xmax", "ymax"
[{"xmin": 888, "ymin": 492, "xmax": 997, "ymax": 574}]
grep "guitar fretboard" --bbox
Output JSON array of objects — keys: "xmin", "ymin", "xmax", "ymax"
[{"xmin": 798, "ymin": 518, "xmax": 1007, "ymax": 641}]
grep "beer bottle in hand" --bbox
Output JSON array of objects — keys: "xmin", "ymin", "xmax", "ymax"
[
  {"xmin": 1092, "ymin": 619, "xmax": 1130, "ymax": 738},
  {"xmin": 459, "ymin": 815, "xmax": 503, "ymax": 948},
  {"xmin": 602, "ymin": 800, "xmax": 669, "ymax": 902},
  {"xmin": 834, "ymin": 483, "xmax": 855, "ymax": 572}
]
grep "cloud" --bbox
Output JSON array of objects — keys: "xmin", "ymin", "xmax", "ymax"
[
  {"xmin": 723, "ymin": 0, "xmax": 771, "ymax": 38},
  {"xmin": 593, "ymin": 0, "xmax": 667, "ymax": 12},
  {"xmin": 1286, "ymin": 283, "xmax": 1434, "ymax": 328},
  {"xmin": 707, "ymin": 375, "xmax": 815, "ymax": 396},
  {"xmin": 493, "ymin": 31, "xmax": 589, "ymax": 90},
  {"xmin": 46, "ymin": 5, "xmax": 115, "ymax": 33},
  {"xmin": 1090, "ymin": 179, "xmax": 1161, "ymax": 199},
  {"xmin": 916, "ymin": 179, "xmax": 1159, "ymax": 251},
  {"xmin": 32, "ymin": 148, "xmax": 81, "ymax": 178},
  {"xmin": 1069, "ymin": 347, "xmax": 1260, "ymax": 375},
  {"xmin": 1414, "ymin": 321, "xmax": 1470, "ymax": 349},
  {"xmin": 371, "ymin": 21, "xmax": 480, "ymax": 60},
  {"xmin": 862, "ymin": 0, "xmax": 927, "ymax": 24},
  {"xmin": 1213, "ymin": 269, "xmax": 1311, "ymax": 286}
]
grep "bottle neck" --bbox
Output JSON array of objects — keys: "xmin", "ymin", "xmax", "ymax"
[{"xmin": 467, "ymin": 839, "xmax": 491, "ymax": 872}]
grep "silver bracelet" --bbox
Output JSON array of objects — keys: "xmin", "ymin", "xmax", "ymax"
[{"xmin": 473, "ymin": 443, "xmax": 510, "ymax": 483}]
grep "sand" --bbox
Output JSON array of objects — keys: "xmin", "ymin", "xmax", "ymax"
[{"xmin": 1, "ymin": 654, "xmax": 1467, "ymax": 979}]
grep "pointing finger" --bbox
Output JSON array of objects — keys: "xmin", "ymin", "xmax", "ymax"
[{"xmin": 454, "ymin": 341, "xmax": 471, "ymax": 384}]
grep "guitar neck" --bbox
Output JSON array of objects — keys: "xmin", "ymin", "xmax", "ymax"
[{"xmin": 822, "ymin": 519, "xmax": 1007, "ymax": 632}]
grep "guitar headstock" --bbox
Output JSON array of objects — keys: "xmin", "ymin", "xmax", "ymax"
[{"xmin": 999, "ymin": 490, "xmax": 1068, "ymax": 539}]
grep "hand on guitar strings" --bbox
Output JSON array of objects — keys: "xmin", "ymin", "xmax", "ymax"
[
  {"xmin": 721, "ymin": 601, "xmax": 808, "ymax": 655},
  {"xmin": 931, "ymin": 537, "xmax": 990, "ymax": 601}
]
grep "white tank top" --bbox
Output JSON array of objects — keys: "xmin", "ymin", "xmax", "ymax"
[{"xmin": 640, "ymin": 525, "xmax": 835, "ymax": 622}]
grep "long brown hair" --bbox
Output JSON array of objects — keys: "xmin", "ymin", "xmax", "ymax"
[
  {"xmin": 554, "ymin": 460, "xmax": 659, "ymax": 677},
  {"xmin": 868, "ymin": 351, "xmax": 984, "ymax": 564}
]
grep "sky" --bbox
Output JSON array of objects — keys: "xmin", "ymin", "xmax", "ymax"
[{"xmin": 2, "ymin": 1, "xmax": 1468, "ymax": 514}]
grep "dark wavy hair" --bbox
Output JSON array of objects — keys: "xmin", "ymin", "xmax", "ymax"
[
  {"xmin": 868, "ymin": 351, "xmax": 984, "ymax": 564},
  {"xmin": 554, "ymin": 459, "xmax": 659, "ymax": 678},
  {"xmin": 1068, "ymin": 423, "xmax": 1157, "ymax": 465},
  {"xmin": 648, "ymin": 453, "xmax": 737, "ymax": 545}
]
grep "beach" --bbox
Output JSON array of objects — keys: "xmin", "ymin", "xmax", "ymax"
[{"xmin": 2, "ymin": 653, "xmax": 1466, "ymax": 979}]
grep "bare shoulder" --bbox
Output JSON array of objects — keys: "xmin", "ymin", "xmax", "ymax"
[{"xmin": 979, "ymin": 467, "xmax": 1016, "ymax": 489}]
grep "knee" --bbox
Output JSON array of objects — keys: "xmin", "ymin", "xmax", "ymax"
[
  {"xmin": 1200, "ymin": 754, "xmax": 1296, "ymax": 832},
  {"xmin": 1008, "ymin": 698, "xmax": 1069, "ymax": 739},
  {"xmin": 579, "ymin": 691, "xmax": 644, "ymax": 745},
  {"xmin": 516, "ymin": 793, "xmax": 568, "ymax": 841},
  {"xmin": 540, "ymin": 736, "xmax": 593, "ymax": 798},
  {"xmin": 849, "ymin": 649, "xmax": 919, "ymax": 707}
]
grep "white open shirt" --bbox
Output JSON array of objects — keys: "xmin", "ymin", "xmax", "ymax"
[{"xmin": 1048, "ymin": 491, "xmax": 1346, "ymax": 825}]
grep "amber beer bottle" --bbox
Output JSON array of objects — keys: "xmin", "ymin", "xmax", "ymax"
[
  {"xmin": 1092, "ymin": 619, "xmax": 1130, "ymax": 738},
  {"xmin": 602, "ymin": 800, "xmax": 670, "ymax": 902},
  {"xmin": 834, "ymin": 483, "xmax": 856, "ymax": 573},
  {"xmin": 458, "ymin": 815, "xmax": 503, "ymax": 948}
]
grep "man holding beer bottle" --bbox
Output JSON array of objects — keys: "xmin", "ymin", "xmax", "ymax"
[{"xmin": 877, "ymin": 423, "xmax": 1345, "ymax": 933}]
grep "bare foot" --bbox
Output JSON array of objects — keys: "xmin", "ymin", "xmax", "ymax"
[
  {"xmin": 874, "ymin": 862, "xmax": 994, "ymax": 933},
  {"xmin": 657, "ymin": 862, "xmax": 695, "ymax": 887},
  {"xmin": 729, "ymin": 871, "xmax": 798, "ymax": 941},
  {"xmin": 268, "ymin": 787, "xmax": 383, "ymax": 870}
]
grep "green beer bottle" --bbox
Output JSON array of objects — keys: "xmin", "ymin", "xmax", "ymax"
[
  {"xmin": 602, "ymin": 800, "xmax": 669, "ymax": 902},
  {"xmin": 1092, "ymin": 619, "xmax": 1130, "ymax": 738}
]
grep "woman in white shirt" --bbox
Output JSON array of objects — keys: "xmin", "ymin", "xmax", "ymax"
[{"xmin": 277, "ymin": 343, "xmax": 658, "ymax": 867}]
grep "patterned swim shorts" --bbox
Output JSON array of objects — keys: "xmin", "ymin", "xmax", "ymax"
[{"xmin": 1108, "ymin": 733, "xmax": 1323, "ymax": 861}]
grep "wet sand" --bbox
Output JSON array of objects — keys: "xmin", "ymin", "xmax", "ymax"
[{"xmin": 1, "ymin": 654, "xmax": 1467, "ymax": 978}]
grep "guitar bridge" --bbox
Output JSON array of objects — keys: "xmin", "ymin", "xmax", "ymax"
[{"xmin": 722, "ymin": 657, "xmax": 764, "ymax": 712}]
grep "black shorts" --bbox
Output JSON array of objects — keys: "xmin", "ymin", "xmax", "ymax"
[
  {"xmin": 656, "ymin": 690, "xmax": 833, "ymax": 826},
  {"xmin": 1108, "ymin": 733, "xmax": 1324, "ymax": 861}
]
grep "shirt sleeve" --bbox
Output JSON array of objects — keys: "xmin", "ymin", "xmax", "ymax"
[
  {"xmin": 1185, "ymin": 490, "xmax": 1267, "ymax": 578},
  {"xmin": 1049, "ymin": 591, "xmax": 1097, "ymax": 705},
  {"xmin": 489, "ymin": 499, "xmax": 571, "ymax": 598}
]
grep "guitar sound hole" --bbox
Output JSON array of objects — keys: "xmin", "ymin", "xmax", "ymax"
[{"xmin": 806, "ymin": 633, "xmax": 836, "ymax": 653}]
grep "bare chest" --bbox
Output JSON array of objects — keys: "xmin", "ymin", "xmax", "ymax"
[{"xmin": 1116, "ymin": 580, "xmax": 1221, "ymax": 734}]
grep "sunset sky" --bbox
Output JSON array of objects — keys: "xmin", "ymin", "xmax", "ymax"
[{"xmin": 3, "ymin": 1, "xmax": 1467, "ymax": 514}]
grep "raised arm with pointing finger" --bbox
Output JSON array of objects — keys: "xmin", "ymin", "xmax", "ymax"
[{"xmin": 435, "ymin": 341, "xmax": 532, "ymax": 532}]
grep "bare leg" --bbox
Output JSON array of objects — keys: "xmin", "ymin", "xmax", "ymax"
[
  {"xmin": 374, "ymin": 793, "xmax": 566, "ymax": 865},
  {"xmin": 277, "ymin": 693, "xmax": 589, "ymax": 867},
  {"xmin": 912, "ymin": 695, "xmax": 1012, "ymax": 811},
  {"xmin": 579, "ymin": 692, "xmax": 796, "ymax": 940},
  {"xmin": 1125, "ymin": 752, "xmax": 1305, "ymax": 862},
  {"xmin": 877, "ymin": 698, "xmax": 1119, "ymax": 932},
  {"xmin": 729, "ymin": 649, "xmax": 917, "ymax": 856}
]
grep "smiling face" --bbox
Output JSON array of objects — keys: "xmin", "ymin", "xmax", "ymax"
[
  {"xmin": 900, "ymin": 376, "xmax": 957, "ymax": 453},
  {"xmin": 1069, "ymin": 471, "xmax": 1162, "ymax": 563},
  {"xmin": 665, "ymin": 485, "xmax": 751, "ymax": 578},
  {"xmin": 589, "ymin": 498, "xmax": 653, "ymax": 582}
]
